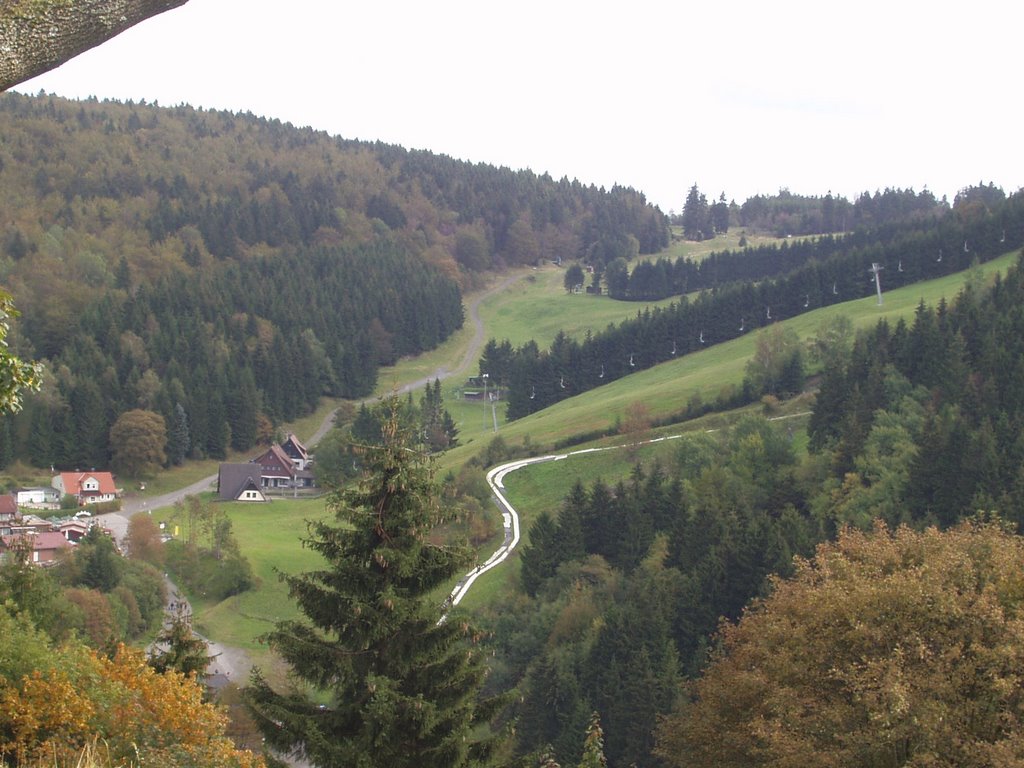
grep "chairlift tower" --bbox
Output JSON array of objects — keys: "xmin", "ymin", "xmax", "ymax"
[{"xmin": 869, "ymin": 262, "xmax": 884, "ymax": 306}]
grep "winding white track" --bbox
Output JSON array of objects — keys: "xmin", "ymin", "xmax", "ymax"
[{"xmin": 443, "ymin": 410, "xmax": 813, "ymax": 612}]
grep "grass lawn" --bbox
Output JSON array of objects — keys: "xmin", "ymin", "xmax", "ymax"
[
  {"xmin": 156, "ymin": 496, "xmax": 333, "ymax": 678},
  {"xmin": 474, "ymin": 265, "xmax": 680, "ymax": 350},
  {"xmin": 654, "ymin": 229, "xmax": 789, "ymax": 264}
]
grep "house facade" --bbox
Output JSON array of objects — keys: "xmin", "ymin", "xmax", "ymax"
[
  {"xmin": 214, "ymin": 438, "xmax": 318, "ymax": 502},
  {"xmin": 280, "ymin": 433, "xmax": 312, "ymax": 471},
  {"xmin": 52, "ymin": 472, "xmax": 120, "ymax": 505},
  {"xmin": 14, "ymin": 487, "xmax": 60, "ymax": 508},
  {"xmin": 57, "ymin": 518, "xmax": 91, "ymax": 543},
  {"xmin": 0, "ymin": 494, "xmax": 17, "ymax": 535},
  {"xmin": 252, "ymin": 443, "xmax": 315, "ymax": 490}
]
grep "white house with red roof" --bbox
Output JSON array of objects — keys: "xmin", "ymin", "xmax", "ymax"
[{"xmin": 51, "ymin": 471, "xmax": 120, "ymax": 505}]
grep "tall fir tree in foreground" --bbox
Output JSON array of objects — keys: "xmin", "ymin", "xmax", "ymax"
[{"xmin": 245, "ymin": 398, "xmax": 496, "ymax": 767}]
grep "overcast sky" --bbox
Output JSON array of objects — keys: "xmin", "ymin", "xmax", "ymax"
[{"xmin": 14, "ymin": 0, "xmax": 1023, "ymax": 213}]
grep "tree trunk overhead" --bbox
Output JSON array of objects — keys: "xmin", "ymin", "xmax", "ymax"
[{"xmin": 0, "ymin": 0, "xmax": 188, "ymax": 91}]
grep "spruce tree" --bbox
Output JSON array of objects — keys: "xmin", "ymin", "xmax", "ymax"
[
  {"xmin": 167, "ymin": 402, "xmax": 191, "ymax": 466},
  {"xmin": 245, "ymin": 398, "xmax": 495, "ymax": 768},
  {"xmin": 519, "ymin": 511, "xmax": 560, "ymax": 597},
  {"xmin": 148, "ymin": 609, "xmax": 214, "ymax": 679}
]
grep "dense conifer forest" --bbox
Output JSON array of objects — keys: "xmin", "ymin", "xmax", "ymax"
[{"xmin": 0, "ymin": 92, "xmax": 667, "ymax": 469}]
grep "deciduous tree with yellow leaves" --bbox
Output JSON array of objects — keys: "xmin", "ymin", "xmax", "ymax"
[{"xmin": 0, "ymin": 603, "xmax": 261, "ymax": 767}]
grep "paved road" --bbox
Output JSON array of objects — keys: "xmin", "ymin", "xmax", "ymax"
[
  {"xmin": 148, "ymin": 574, "xmax": 252, "ymax": 686},
  {"xmin": 122, "ymin": 474, "xmax": 218, "ymax": 516}
]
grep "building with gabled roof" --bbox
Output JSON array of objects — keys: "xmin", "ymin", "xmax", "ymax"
[
  {"xmin": 14, "ymin": 487, "xmax": 60, "ymax": 508},
  {"xmin": 252, "ymin": 444, "xmax": 296, "ymax": 490},
  {"xmin": 52, "ymin": 471, "xmax": 120, "ymax": 505},
  {"xmin": 280, "ymin": 433, "xmax": 312, "ymax": 470},
  {"xmin": 0, "ymin": 494, "xmax": 18, "ymax": 535},
  {"xmin": 251, "ymin": 443, "xmax": 314, "ymax": 490},
  {"xmin": 217, "ymin": 464, "xmax": 268, "ymax": 502},
  {"xmin": 0, "ymin": 531, "xmax": 73, "ymax": 565}
]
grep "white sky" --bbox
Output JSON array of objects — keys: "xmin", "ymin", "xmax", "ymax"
[{"xmin": 13, "ymin": 0, "xmax": 1024, "ymax": 213}]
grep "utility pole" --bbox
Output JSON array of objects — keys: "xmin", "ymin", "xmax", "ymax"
[
  {"xmin": 869, "ymin": 262, "xmax": 884, "ymax": 305},
  {"xmin": 481, "ymin": 373, "xmax": 489, "ymax": 430}
]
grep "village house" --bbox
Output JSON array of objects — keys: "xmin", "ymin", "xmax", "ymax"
[
  {"xmin": 217, "ymin": 463, "xmax": 268, "ymax": 503},
  {"xmin": 52, "ymin": 471, "xmax": 120, "ymax": 505},
  {"xmin": 10, "ymin": 513, "xmax": 54, "ymax": 535},
  {"xmin": 0, "ymin": 494, "xmax": 18, "ymax": 535},
  {"xmin": 216, "ymin": 437, "xmax": 317, "ymax": 500},
  {"xmin": 280, "ymin": 433, "xmax": 313, "ymax": 471},
  {"xmin": 56, "ymin": 516, "xmax": 91, "ymax": 543},
  {"xmin": 0, "ymin": 530, "xmax": 73, "ymax": 565},
  {"xmin": 14, "ymin": 486, "xmax": 60, "ymax": 508},
  {"xmin": 252, "ymin": 443, "xmax": 316, "ymax": 491}
]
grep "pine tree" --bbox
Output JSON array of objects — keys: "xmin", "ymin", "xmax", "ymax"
[
  {"xmin": 148, "ymin": 609, "xmax": 214, "ymax": 679},
  {"xmin": 681, "ymin": 184, "xmax": 711, "ymax": 241},
  {"xmin": 245, "ymin": 398, "xmax": 496, "ymax": 768}
]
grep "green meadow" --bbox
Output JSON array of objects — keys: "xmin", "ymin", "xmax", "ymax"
[
  {"xmin": 152, "ymin": 495, "xmax": 333, "ymax": 681},
  {"xmin": 373, "ymin": 263, "xmax": 684, "ymax": 397},
  {"xmin": 473, "ymin": 266, "xmax": 679, "ymax": 350},
  {"xmin": 655, "ymin": 228, "xmax": 786, "ymax": 263}
]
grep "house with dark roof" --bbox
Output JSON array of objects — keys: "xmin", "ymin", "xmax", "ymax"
[
  {"xmin": 280, "ymin": 433, "xmax": 312, "ymax": 470},
  {"xmin": 217, "ymin": 464, "xmax": 268, "ymax": 502},
  {"xmin": 252, "ymin": 444, "xmax": 315, "ymax": 491}
]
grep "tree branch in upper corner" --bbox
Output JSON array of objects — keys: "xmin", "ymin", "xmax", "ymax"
[{"xmin": 0, "ymin": 0, "xmax": 189, "ymax": 92}]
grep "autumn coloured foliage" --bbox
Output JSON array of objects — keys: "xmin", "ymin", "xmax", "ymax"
[
  {"xmin": 0, "ymin": 628, "xmax": 262, "ymax": 768},
  {"xmin": 655, "ymin": 520, "xmax": 1024, "ymax": 767}
]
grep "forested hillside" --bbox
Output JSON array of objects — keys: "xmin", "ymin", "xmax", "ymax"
[
  {"xmin": 670, "ymin": 185, "xmax": 952, "ymax": 241},
  {"xmin": 0, "ymin": 92, "xmax": 668, "ymax": 469},
  {"xmin": 492, "ymin": 248, "xmax": 1024, "ymax": 767},
  {"xmin": 486, "ymin": 191, "xmax": 1024, "ymax": 418}
]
